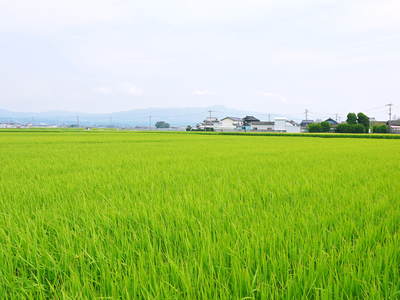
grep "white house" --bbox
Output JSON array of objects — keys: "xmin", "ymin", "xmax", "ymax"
[
  {"xmin": 197, "ymin": 117, "xmax": 220, "ymax": 130},
  {"xmin": 274, "ymin": 117, "xmax": 301, "ymax": 133},
  {"xmin": 218, "ymin": 117, "xmax": 243, "ymax": 130}
]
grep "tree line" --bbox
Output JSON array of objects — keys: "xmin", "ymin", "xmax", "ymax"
[{"xmin": 308, "ymin": 113, "xmax": 390, "ymax": 133}]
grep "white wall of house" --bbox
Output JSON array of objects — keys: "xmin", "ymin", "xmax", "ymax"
[
  {"xmin": 286, "ymin": 124, "xmax": 301, "ymax": 133},
  {"xmin": 251, "ymin": 124, "xmax": 274, "ymax": 131},
  {"xmin": 274, "ymin": 118, "xmax": 301, "ymax": 133},
  {"xmin": 274, "ymin": 118, "xmax": 287, "ymax": 131},
  {"xmin": 218, "ymin": 118, "xmax": 242, "ymax": 130}
]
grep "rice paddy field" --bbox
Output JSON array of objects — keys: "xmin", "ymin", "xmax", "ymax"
[{"xmin": 0, "ymin": 130, "xmax": 399, "ymax": 299}]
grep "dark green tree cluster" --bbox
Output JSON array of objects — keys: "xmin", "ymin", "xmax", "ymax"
[
  {"xmin": 372, "ymin": 125, "xmax": 389, "ymax": 133},
  {"xmin": 308, "ymin": 121, "xmax": 331, "ymax": 132},
  {"xmin": 336, "ymin": 112, "xmax": 370, "ymax": 133},
  {"xmin": 336, "ymin": 123, "xmax": 365, "ymax": 133},
  {"xmin": 155, "ymin": 121, "xmax": 170, "ymax": 128}
]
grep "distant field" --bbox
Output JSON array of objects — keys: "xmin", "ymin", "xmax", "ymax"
[{"xmin": 0, "ymin": 131, "xmax": 399, "ymax": 299}]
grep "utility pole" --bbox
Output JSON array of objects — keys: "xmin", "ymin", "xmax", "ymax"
[
  {"xmin": 386, "ymin": 103, "xmax": 393, "ymax": 132},
  {"xmin": 335, "ymin": 113, "xmax": 339, "ymax": 122},
  {"xmin": 149, "ymin": 115, "xmax": 152, "ymax": 130},
  {"xmin": 305, "ymin": 109, "xmax": 309, "ymax": 121},
  {"xmin": 268, "ymin": 113, "xmax": 271, "ymax": 122},
  {"xmin": 208, "ymin": 110, "xmax": 213, "ymax": 119}
]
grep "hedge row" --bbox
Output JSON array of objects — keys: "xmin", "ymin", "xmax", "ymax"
[{"xmin": 188, "ymin": 131, "xmax": 400, "ymax": 139}]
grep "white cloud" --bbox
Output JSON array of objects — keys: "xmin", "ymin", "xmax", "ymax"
[
  {"xmin": 0, "ymin": 0, "xmax": 336, "ymax": 32},
  {"xmin": 126, "ymin": 86, "xmax": 144, "ymax": 96},
  {"xmin": 259, "ymin": 92, "xmax": 288, "ymax": 103},
  {"xmin": 93, "ymin": 86, "xmax": 113, "ymax": 95},
  {"xmin": 0, "ymin": 0, "xmax": 122, "ymax": 32},
  {"xmin": 192, "ymin": 90, "xmax": 215, "ymax": 96},
  {"xmin": 119, "ymin": 83, "xmax": 144, "ymax": 96},
  {"xmin": 1, "ymin": 0, "xmax": 399, "ymax": 34},
  {"xmin": 339, "ymin": 0, "xmax": 400, "ymax": 32},
  {"xmin": 93, "ymin": 84, "xmax": 144, "ymax": 96}
]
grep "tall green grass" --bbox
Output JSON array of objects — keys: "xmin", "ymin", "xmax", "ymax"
[{"xmin": 0, "ymin": 131, "xmax": 399, "ymax": 299}]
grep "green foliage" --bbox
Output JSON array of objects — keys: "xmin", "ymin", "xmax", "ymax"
[
  {"xmin": 336, "ymin": 123, "xmax": 366, "ymax": 133},
  {"xmin": 320, "ymin": 121, "xmax": 331, "ymax": 132},
  {"xmin": 155, "ymin": 121, "xmax": 170, "ymax": 128},
  {"xmin": 186, "ymin": 125, "xmax": 192, "ymax": 131},
  {"xmin": 347, "ymin": 112, "xmax": 358, "ymax": 124},
  {"xmin": 357, "ymin": 112, "xmax": 370, "ymax": 130},
  {"xmin": 336, "ymin": 123, "xmax": 351, "ymax": 133},
  {"xmin": 307, "ymin": 122, "xmax": 323, "ymax": 132},
  {"xmin": 373, "ymin": 124, "xmax": 389, "ymax": 133},
  {"xmin": 308, "ymin": 122, "xmax": 330, "ymax": 132},
  {"xmin": 0, "ymin": 131, "xmax": 399, "ymax": 298}
]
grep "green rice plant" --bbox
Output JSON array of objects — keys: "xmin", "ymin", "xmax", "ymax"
[{"xmin": 0, "ymin": 131, "xmax": 399, "ymax": 299}]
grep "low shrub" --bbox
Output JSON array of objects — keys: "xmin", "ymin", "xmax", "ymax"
[{"xmin": 373, "ymin": 125, "xmax": 389, "ymax": 133}]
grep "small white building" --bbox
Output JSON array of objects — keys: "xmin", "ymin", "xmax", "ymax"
[
  {"xmin": 218, "ymin": 117, "xmax": 243, "ymax": 130},
  {"xmin": 197, "ymin": 117, "xmax": 220, "ymax": 130},
  {"xmin": 274, "ymin": 117, "xmax": 301, "ymax": 133}
]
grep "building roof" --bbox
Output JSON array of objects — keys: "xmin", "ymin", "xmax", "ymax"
[
  {"xmin": 288, "ymin": 120, "xmax": 299, "ymax": 126},
  {"xmin": 202, "ymin": 121, "xmax": 218, "ymax": 125},
  {"xmin": 221, "ymin": 117, "xmax": 242, "ymax": 121},
  {"xmin": 243, "ymin": 116, "xmax": 260, "ymax": 122},
  {"xmin": 300, "ymin": 120, "xmax": 314, "ymax": 127},
  {"xmin": 388, "ymin": 120, "xmax": 400, "ymax": 126},
  {"xmin": 205, "ymin": 117, "xmax": 219, "ymax": 122},
  {"xmin": 324, "ymin": 118, "xmax": 338, "ymax": 125},
  {"xmin": 251, "ymin": 121, "xmax": 274, "ymax": 125}
]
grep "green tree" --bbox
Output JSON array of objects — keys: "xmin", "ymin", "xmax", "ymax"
[
  {"xmin": 307, "ymin": 123, "xmax": 323, "ymax": 132},
  {"xmin": 336, "ymin": 123, "xmax": 351, "ymax": 133},
  {"xmin": 155, "ymin": 121, "xmax": 170, "ymax": 128},
  {"xmin": 352, "ymin": 124, "xmax": 366, "ymax": 133},
  {"xmin": 357, "ymin": 112, "xmax": 370, "ymax": 132},
  {"xmin": 336, "ymin": 123, "xmax": 365, "ymax": 133},
  {"xmin": 347, "ymin": 113, "xmax": 357, "ymax": 124},
  {"xmin": 373, "ymin": 125, "xmax": 389, "ymax": 133},
  {"xmin": 320, "ymin": 121, "xmax": 331, "ymax": 132}
]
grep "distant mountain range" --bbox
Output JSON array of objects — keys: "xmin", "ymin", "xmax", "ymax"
[{"xmin": 0, "ymin": 106, "xmax": 291, "ymax": 127}]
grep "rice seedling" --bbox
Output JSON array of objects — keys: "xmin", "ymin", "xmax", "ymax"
[{"xmin": 0, "ymin": 131, "xmax": 399, "ymax": 299}]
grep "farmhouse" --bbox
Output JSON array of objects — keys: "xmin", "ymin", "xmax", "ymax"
[
  {"xmin": 242, "ymin": 116, "xmax": 260, "ymax": 125},
  {"xmin": 197, "ymin": 117, "xmax": 220, "ymax": 130},
  {"xmin": 219, "ymin": 117, "xmax": 243, "ymax": 130},
  {"xmin": 300, "ymin": 120, "xmax": 314, "ymax": 129},
  {"xmin": 324, "ymin": 118, "xmax": 338, "ymax": 126}
]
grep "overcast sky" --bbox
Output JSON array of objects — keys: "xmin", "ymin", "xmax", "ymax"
[{"xmin": 1, "ymin": 0, "xmax": 399, "ymax": 119}]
